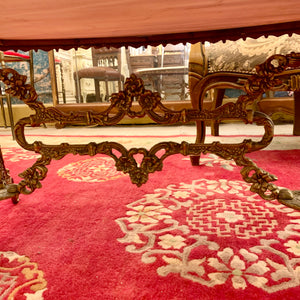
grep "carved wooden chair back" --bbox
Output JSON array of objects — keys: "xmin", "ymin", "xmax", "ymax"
[
  {"xmin": 74, "ymin": 47, "xmax": 124, "ymax": 103},
  {"xmin": 189, "ymin": 35, "xmax": 300, "ymax": 137},
  {"xmin": 188, "ymin": 38, "xmax": 300, "ymax": 167},
  {"xmin": 92, "ymin": 47, "xmax": 121, "ymax": 71}
]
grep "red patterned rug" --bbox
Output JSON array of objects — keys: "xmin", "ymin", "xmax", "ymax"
[{"xmin": 0, "ymin": 144, "xmax": 300, "ymax": 299}]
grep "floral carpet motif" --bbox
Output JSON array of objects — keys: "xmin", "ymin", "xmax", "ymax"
[
  {"xmin": 0, "ymin": 251, "xmax": 47, "ymax": 299},
  {"xmin": 183, "ymin": 153, "xmax": 236, "ymax": 171},
  {"xmin": 0, "ymin": 144, "xmax": 299, "ymax": 299},
  {"xmin": 116, "ymin": 177, "xmax": 300, "ymax": 293},
  {"xmin": 1, "ymin": 148, "xmax": 40, "ymax": 162},
  {"xmin": 57, "ymin": 156, "xmax": 127, "ymax": 182}
]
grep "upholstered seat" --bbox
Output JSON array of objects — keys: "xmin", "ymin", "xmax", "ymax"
[{"xmin": 75, "ymin": 66, "xmax": 122, "ymax": 79}]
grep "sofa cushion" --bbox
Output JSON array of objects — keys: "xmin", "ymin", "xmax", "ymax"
[
  {"xmin": 206, "ymin": 34, "xmax": 300, "ymax": 74},
  {"xmin": 75, "ymin": 66, "xmax": 122, "ymax": 79}
]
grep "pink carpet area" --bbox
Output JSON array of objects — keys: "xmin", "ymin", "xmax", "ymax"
[{"xmin": 0, "ymin": 145, "xmax": 300, "ymax": 299}]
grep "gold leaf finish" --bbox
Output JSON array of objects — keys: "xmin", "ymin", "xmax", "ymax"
[{"xmin": 0, "ymin": 52, "xmax": 300, "ymax": 205}]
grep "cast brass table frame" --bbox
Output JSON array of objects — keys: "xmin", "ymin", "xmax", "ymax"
[{"xmin": 0, "ymin": 53, "xmax": 299, "ymax": 208}]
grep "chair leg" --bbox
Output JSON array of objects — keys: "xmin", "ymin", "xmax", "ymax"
[
  {"xmin": 211, "ymin": 88, "xmax": 226, "ymax": 136},
  {"xmin": 0, "ymin": 94, "xmax": 7, "ymax": 128},
  {"xmin": 6, "ymin": 94, "xmax": 15, "ymax": 140},
  {"xmin": 59, "ymin": 63, "xmax": 66, "ymax": 104},
  {"xmin": 29, "ymin": 50, "xmax": 35, "ymax": 87},
  {"xmin": 94, "ymin": 79, "xmax": 101, "ymax": 102},
  {"xmin": 74, "ymin": 76, "xmax": 81, "ymax": 103},
  {"xmin": 293, "ymin": 91, "xmax": 300, "ymax": 135},
  {"xmin": 190, "ymin": 120, "xmax": 206, "ymax": 166},
  {"xmin": 211, "ymin": 120, "xmax": 220, "ymax": 137},
  {"xmin": 118, "ymin": 77, "xmax": 122, "ymax": 91},
  {"xmin": 104, "ymin": 77, "xmax": 109, "ymax": 101},
  {"xmin": 180, "ymin": 78, "xmax": 186, "ymax": 101}
]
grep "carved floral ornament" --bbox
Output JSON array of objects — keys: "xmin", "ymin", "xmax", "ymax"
[{"xmin": 0, "ymin": 52, "xmax": 300, "ymax": 207}]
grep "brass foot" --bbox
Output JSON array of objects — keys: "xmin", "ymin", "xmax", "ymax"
[
  {"xmin": 278, "ymin": 190, "xmax": 300, "ymax": 210},
  {"xmin": 0, "ymin": 184, "xmax": 20, "ymax": 204}
]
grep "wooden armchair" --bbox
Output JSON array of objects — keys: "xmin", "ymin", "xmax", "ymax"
[
  {"xmin": 73, "ymin": 47, "xmax": 124, "ymax": 103},
  {"xmin": 189, "ymin": 35, "xmax": 300, "ymax": 136},
  {"xmin": 189, "ymin": 35, "xmax": 300, "ymax": 166}
]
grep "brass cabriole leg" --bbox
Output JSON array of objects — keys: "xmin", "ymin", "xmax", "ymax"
[
  {"xmin": 0, "ymin": 147, "xmax": 19, "ymax": 204},
  {"xmin": 278, "ymin": 191, "xmax": 300, "ymax": 210}
]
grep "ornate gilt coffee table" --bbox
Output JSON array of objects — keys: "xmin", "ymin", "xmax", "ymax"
[{"xmin": 0, "ymin": 52, "xmax": 299, "ymax": 209}]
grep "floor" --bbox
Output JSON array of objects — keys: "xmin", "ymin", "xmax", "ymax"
[{"xmin": 0, "ymin": 122, "xmax": 299, "ymax": 150}]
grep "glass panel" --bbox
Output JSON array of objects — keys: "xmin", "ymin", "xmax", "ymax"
[{"xmin": 53, "ymin": 43, "xmax": 191, "ymax": 105}]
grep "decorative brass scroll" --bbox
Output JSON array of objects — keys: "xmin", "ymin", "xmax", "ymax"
[
  {"xmin": 15, "ymin": 112, "xmax": 272, "ymax": 194},
  {"xmin": 0, "ymin": 52, "xmax": 299, "ymax": 204}
]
